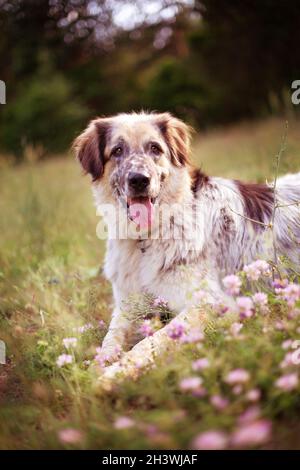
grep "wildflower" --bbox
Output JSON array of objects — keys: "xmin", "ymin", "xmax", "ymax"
[
  {"xmin": 238, "ymin": 406, "xmax": 261, "ymax": 425},
  {"xmin": 191, "ymin": 431, "xmax": 228, "ymax": 450},
  {"xmin": 222, "ymin": 275, "xmax": 242, "ymax": 296},
  {"xmin": 280, "ymin": 283, "xmax": 300, "ymax": 307},
  {"xmin": 252, "ymin": 292, "xmax": 268, "ymax": 312},
  {"xmin": 62, "ymin": 337, "xmax": 77, "ymax": 349},
  {"xmin": 275, "ymin": 373, "xmax": 298, "ymax": 391},
  {"xmin": 94, "ymin": 345, "xmax": 121, "ymax": 367},
  {"xmin": 231, "ymin": 420, "xmax": 272, "ymax": 447},
  {"xmin": 275, "ymin": 320, "xmax": 285, "ymax": 331},
  {"xmin": 139, "ymin": 319, "xmax": 154, "ymax": 337},
  {"xmin": 225, "ymin": 368, "xmax": 250, "ymax": 384},
  {"xmin": 58, "ymin": 428, "xmax": 84, "ymax": 445},
  {"xmin": 192, "ymin": 358, "xmax": 210, "ymax": 371},
  {"xmin": 282, "ymin": 339, "xmax": 293, "ymax": 350},
  {"xmin": 246, "ymin": 389, "xmax": 261, "ymax": 402},
  {"xmin": 180, "ymin": 328, "xmax": 204, "ymax": 344},
  {"xmin": 167, "ymin": 319, "xmax": 185, "ymax": 340},
  {"xmin": 272, "ymin": 278, "xmax": 288, "ymax": 293},
  {"xmin": 232, "ymin": 384, "xmax": 243, "ymax": 395},
  {"xmin": 114, "ymin": 416, "xmax": 135, "ymax": 430},
  {"xmin": 280, "ymin": 351, "xmax": 295, "ymax": 369},
  {"xmin": 179, "ymin": 376, "xmax": 202, "ymax": 392},
  {"xmin": 152, "ymin": 296, "xmax": 168, "ymax": 308},
  {"xmin": 230, "ymin": 322, "xmax": 243, "ymax": 337},
  {"xmin": 98, "ymin": 320, "xmax": 106, "ymax": 329},
  {"xmin": 75, "ymin": 323, "xmax": 94, "ymax": 334},
  {"xmin": 56, "ymin": 354, "xmax": 73, "ymax": 367},
  {"xmin": 236, "ymin": 296, "xmax": 254, "ymax": 319},
  {"xmin": 243, "ymin": 260, "xmax": 270, "ymax": 281},
  {"xmin": 210, "ymin": 395, "xmax": 229, "ymax": 410}
]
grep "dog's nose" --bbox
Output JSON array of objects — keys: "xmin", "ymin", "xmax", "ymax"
[{"xmin": 128, "ymin": 172, "xmax": 150, "ymax": 192}]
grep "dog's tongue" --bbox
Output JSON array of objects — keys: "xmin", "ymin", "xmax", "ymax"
[{"xmin": 128, "ymin": 197, "xmax": 154, "ymax": 229}]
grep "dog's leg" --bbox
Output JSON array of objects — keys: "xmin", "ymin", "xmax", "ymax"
[
  {"xmin": 100, "ymin": 307, "xmax": 132, "ymax": 361},
  {"xmin": 97, "ymin": 307, "xmax": 207, "ymax": 390}
]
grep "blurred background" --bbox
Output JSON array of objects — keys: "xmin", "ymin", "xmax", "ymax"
[{"xmin": 1, "ymin": 0, "xmax": 300, "ymax": 161}]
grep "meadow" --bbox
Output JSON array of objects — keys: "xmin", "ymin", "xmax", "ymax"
[{"xmin": 0, "ymin": 117, "xmax": 300, "ymax": 450}]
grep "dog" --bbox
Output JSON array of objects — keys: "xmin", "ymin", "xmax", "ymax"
[{"xmin": 74, "ymin": 112, "xmax": 300, "ymax": 362}]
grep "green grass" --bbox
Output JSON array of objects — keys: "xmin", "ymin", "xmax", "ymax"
[{"xmin": 0, "ymin": 117, "xmax": 300, "ymax": 450}]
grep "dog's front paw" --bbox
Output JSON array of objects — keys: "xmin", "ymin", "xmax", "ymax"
[{"xmin": 95, "ymin": 344, "xmax": 122, "ymax": 367}]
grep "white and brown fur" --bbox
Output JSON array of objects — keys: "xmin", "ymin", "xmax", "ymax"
[{"xmin": 74, "ymin": 112, "xmax": 300, "ymax": 362}]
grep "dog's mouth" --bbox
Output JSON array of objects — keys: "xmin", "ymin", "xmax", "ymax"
[{"xmin": 126, "ymin": 196, "xmax": 156, "ymax": 230}]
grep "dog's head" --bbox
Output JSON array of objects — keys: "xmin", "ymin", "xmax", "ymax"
[{"xmin": 73, "ymin": 112, "xmax": 192, "ymax": 230}]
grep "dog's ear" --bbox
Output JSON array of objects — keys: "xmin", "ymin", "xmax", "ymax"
[
  {"xmin": 157, "ymin": 113, "xmax": 192, "ymax": 167},
  {"xmin": 73, "ymin": 119, "xmax": 109, "ymax": 181}
]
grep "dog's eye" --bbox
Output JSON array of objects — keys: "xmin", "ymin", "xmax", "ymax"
[
  {"xmin": 150, "ymin": 144, "xmax": 161, "ymax": 155},
  {"xmin": 112, "ymin": 146, "xmax": 123, "ymax": 157}
]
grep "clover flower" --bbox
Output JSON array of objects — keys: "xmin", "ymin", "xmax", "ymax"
[
  {"xmin": 275, "ymin": 373, "xmax": 298, "ymax": 391},
  {"xmin": 243, "ymin": 260, "xmax": 270, "ymax": 281},
  {"xmin": 56, "ymin": 354, "xmax": 73, "ymax": 367},
  {"xmin": 139, "ymin": 319, "xmax": 154, "ymax": 337},
  {"xmin": 236, "ymin": 296, "xmax": 254, "ymax": 319},
  {"xmin": 58, "ymin": 428, "xmax": 84, "ymax": 445},
  {"xmin": 222, "ymin": 274, "xmax": 242, "ymax": 296},
  {"xmin": 62, "ymin": 337, "xmax": 77, "ymax": 349},
  {"xmin": 114, "ymin": 416, "xmax": 135, "ymax": 430},
  {"xmin": 167, "ymin": 319, "xmax": 185, "ymax": 340},
  {"xmin": 191, "ymin": 430, "xmax": 228, "ymax": 450},
  {"xmin": 231, "ymin": 420, "xmax": 272, "ymax": 447},
  {"xmin": 225, "ymin": 368, "xmax": 250, "ymax": 384},
  {"xmin": 179, "ymin": 376, "xmax": 203, "ymax": 392},
  {"xmin": 192, "ymin": 358, "xmax": 210, "ymax": 371}
]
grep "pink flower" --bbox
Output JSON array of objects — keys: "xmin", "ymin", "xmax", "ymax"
[
  {"xmin": 222, "ymin": 275, "xmax": 242, "ymax": 296},
  {"xmin": 98, "ymin": 320, "xmax": 106, "ymax": 329},
  {"xmin": 280, "ymin": 283, "xmax": 300, "ymax": 307},
  {"xmin": 58, "ymin": 428, "xmax": 84, "ymax": 445},
  {"xmin": 75, "ymin": 323, "xmax": 94, "ymax": 334},
  {"xmin": 139, "ymin": 320, "xmax": 154, "ymax": 337},
  {"xmin": 275, "ymin": 373, "xmax": 298, "ymax": 391},
  {"xmin": 238, "ymin": 406, "xmax": 261, "ymax": 425},
  {"xmin": 232, "ymin": 384, "xmax": 243, "ymax": 395},
  {"xmin": 231, "ymin": 420, "xmax": 272, "ymax": 447},
  {"xmin": 180, "ymin": 328, "xmax": 204, "ymax": 344},
  {"xmin": 225, "ymin": 368, "xmax": 250, "ymax": 384},
  {"xmin": 179, "ymin": 376, "xmax": 203, "ymax": 392},
  {"xmin": 152, "ymin": 296, "xmax": 168, "ymax": 308},
  {"xmin": 56, "ymin": 354, "xmax": 73, "ymax": 367},
  {"xmin": 94, "ymin": 345, "xmax": 121, "ymax": 366},
  {"xmin": 210, "ymin": 395, "xmax": 229, "ymax": 410},
  {"xmin": 167, "ymin": 319, "xmax": 185, "ymax": 340},
  {"xmin": 246, "ymin": 389, "xmax": 261, "ymax": 402},
  {"xmin": 236, "ymin": 297, "xmax": 254, "ymax": 319},
  {"xmin": 192, "ymin": 358, "xmax": 210, "ymax": 371},
  {"xmin": 62, "ymin": 337, "xmax": 77, "ymax": 349},
  {"xmin": 243, "ymin": 260, "xmax": 270, "ymax": 281},
  {"xmin": 230, "ymin": 322, "xmax": 243, "ymax": 337},
  {"xmin": 191, "ymin": 431, "xmax": 228, "ymax": 450},
  {"xmin": 252, "ymin": 292, "xmax": 268, "ymax": 313},
  {"xmin": 279, "ymin": 351, "xmax": 295, "ymax": 369},
  {"xmin": 282, "ymin": 339, "xmax": 293, "ymax": 350},
  {"xmin": 273, "ymin": 278, "xmax": 288, "ymax": 292},
  {"xmin": 114, "ymin": 416, "xmax": 135, "ymax": 430}
]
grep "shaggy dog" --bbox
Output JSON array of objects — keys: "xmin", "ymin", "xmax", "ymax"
[{"xmin": 74, "ymin": 112, "xmax": 300, "ymax": 363}]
